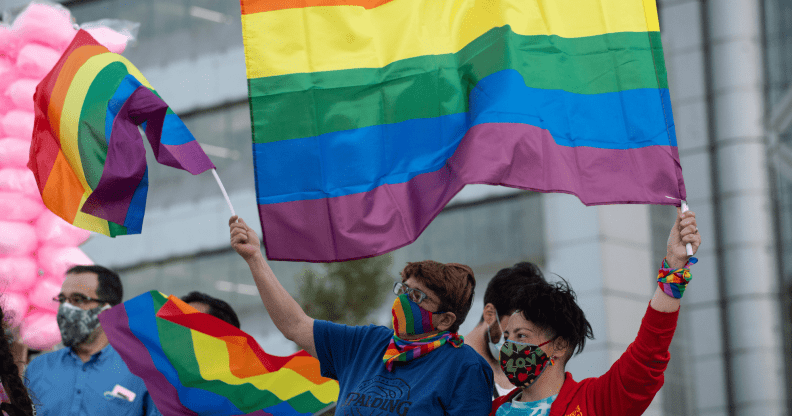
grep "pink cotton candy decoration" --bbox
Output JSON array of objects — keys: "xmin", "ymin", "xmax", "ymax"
[
  {"xmin": 12, "ymin": 3, "xmax": 77, "ymax": 51},
  {"xmin": 0, "ymin": 138, "xmax": 30, "ymax": 168},
  {"xmin": 5, "ymin": 79, "xmax": 37, "ymax": 111},
  {"xmin": 0, "ymin": 192, "xmax": 44, "ymax": 222},
  {"xmin": 16, "ymin": 44, "xmax": 61, "ymax": 80},
  {"xmin": 84, "ymin": 27, "xmax": 128, "ymax": 54},
  {"xmin": 35, "ymin": 211, "xmax": 90, "ymax": 247},
  {"xmin": 0, "ymin": 256, "xmax": 38, "ymax": 293},
  {"xmin": 37, "ymin": 246, "xmax": 93, "ymax": 277},
  {"xmin": 0, "ymin": 110, "xmax": 34, "ymax": 139},
  {"xmin": 0, "ymin": 291, "xmax": 29, "ymax": 328},
  {"xmin": 0, "ymin": 25, "xmax": 19, "ymax": 60},
  {"xmin": 20, "ymin": 311, "xmax": 61, "ymax": 350},
  {"xmin": 0, "ymin": 58, "xmax": 17, "ymax": 100},
  {"xmin": 0, "ymin": 221, "xmax": 38, "ymax": 256},
  {"xmin": 0, "ymin": 168, "xmax": 38, "ymax": 196},
  {"xmin": 28, "ymin": 277, "xmax": 61, "ymax": 312}
]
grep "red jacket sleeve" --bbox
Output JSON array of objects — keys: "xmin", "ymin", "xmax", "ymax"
[{"xmin": 582, "ymin": 303, "xmax": 679, "ymax": 416}]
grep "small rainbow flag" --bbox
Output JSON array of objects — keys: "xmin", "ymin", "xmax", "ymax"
[
  {"xmin": 28, "ymin": 30, "xmax": 214, "ymax": 237},
  {"xmin": 241, "ymin": 0, "xmax": 686, "ymax": 262},
  {"xmin": 99, "ymin": 291, "xmax": 339, "ymax": 416}
]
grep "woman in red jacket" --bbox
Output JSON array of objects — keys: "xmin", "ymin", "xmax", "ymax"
[{"xmin": 491, "ymin": 209, "xmax": 701, "ymax": 416}]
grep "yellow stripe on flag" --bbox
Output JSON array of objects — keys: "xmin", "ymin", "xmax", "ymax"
[
  {"xmin": 242, "ymin": 0, "xmax": 659, "ymax": 78},
  {"xmin": 190, "ymin": 330, "xmax": 339, "ymax": 403}
]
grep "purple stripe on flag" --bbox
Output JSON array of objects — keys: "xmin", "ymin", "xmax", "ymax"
[
  {"xmin": 99, "ymin": 304, "xmax": 198, "ymax": 416},
  {"xmin": 82, "ymin": 86, "xmax": 214, "ymax": 226},
  {"xmin": 258, "ymin": 122, "xmax": 685, "ymax": 262}
]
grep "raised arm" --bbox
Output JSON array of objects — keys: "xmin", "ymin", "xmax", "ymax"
[
  {"xmin": 229, "ymin": 216, "xmax": 316, "ymax": 357},
  {"xmin": 651, "ymin": 208, "xmax": 701, "ymax": 312}
]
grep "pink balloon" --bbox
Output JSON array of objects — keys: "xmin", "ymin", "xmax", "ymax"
[
  {"xmin": 0, "ymin": 137, "xmax": 30, "ymax": 168},
  {"xmin": 0, "ymin": 167, "xmax": 38, "ymax": 196},
  {"xmin": 0, "ymin": 221, "xmax": 37, "ymax": 256},
  {"xmin": 12, "ymin": 3, "xmax": 77, "ymax": 51},
  {"xmin": 0, "ymin": 291, "xmax": 29, "ymax": 328},
  {"xmin": 0, "ymin": 256, "xmax": 38, "ymax": 293},
  {"xmin": 16, "ymin": 44, "xmax": 61, "ymax": 80},
  {"xmin": 20, "ymin": 311, "xmax": 61, "ymax": 350},
  {"xmin": 84, "ymin": 27, "xmax": 128, "ymax": 54},
  {"xmin": 5, "ymin": 79, "xmax": 37, "ymax": 112},
  {"xmin": 36, "ymin": 211, "xmax": 90, "ymax": 247},
  {"xmin": 0, "ymin": 192, "xmax": 44, "ymax": 222},
  {"xmin": 0, "ymin": 110, "xmax": 34, "ymax": 140},
  {"xmin": 28, "ymin": 277, "xmax": 61, "ymax": 312},
  {"xmin": 37, "ymin": 246, "xmax": 93, "ymax": 277}
]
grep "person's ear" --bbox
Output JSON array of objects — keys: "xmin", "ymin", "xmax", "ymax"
[
  {"xmin": 550, "ymin": 337, "xmax": 570, "ymax": 362},
  {"xmin": 482, "ymin": 303, "xmax": 497, "ymax": 326},
  {"xmin": 435, "ymin": 312, "xmax": 457, "ymax": 332}
]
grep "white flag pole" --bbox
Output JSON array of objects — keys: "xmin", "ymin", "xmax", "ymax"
[
  {"xmin": 212, "ymin": 169, "xmax": 236, "ymax": 216},
  {"xmin": 680, "ymin": 200, "xmax": 694, "ymax": 256}
]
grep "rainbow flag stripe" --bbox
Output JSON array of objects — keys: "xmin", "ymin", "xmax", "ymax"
[
  {"xmin": 99, "ymin": 291, "xmax": 339, "ymax": 416},
  {"xmin": 29, "ymin": 30, "xmax": 214, "ymax": 237},
  {"xmin": 241, "ymin": 0, "xmax": 685, "ymax": 262}
]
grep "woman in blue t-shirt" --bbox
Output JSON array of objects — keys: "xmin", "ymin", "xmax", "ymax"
[{"xmin": 229, "ymin": 216, "xmax": 494, "ymax": 416}]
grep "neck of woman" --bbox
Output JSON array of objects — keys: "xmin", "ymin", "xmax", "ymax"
[{"xmin": 518, "ymin": 365, "xmax": 565, "ymax": 402}]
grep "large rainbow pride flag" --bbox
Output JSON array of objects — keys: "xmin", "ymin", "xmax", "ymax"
[
  {"xmin": 99, "ymin": 291, "xmax": 339, "ymax": 416},
  {"xmin": 241, "ymin": 0, "xmax": 685, "ymax": 262},
  {"xmin": 29, "ymin": 30, "xmax": 215, "ymax": 237}
]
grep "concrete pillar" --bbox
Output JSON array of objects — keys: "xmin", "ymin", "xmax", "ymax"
[
  {"xmin": 660, "ymin": 0, "xmax": 729, "ymax": 415},
  {"xmin": 706, "ymin": 0, "xmax": 787, "ymax": 415}
]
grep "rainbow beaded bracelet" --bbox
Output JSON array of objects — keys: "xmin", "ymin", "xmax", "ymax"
[{"xmin": 657, "ymin": 257, "xmax": 698, "ymax": 299}]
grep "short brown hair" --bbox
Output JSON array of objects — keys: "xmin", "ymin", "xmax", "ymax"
[{"xmin": 401, "ymin": 260, "xmax": 475, "ymax": 333}]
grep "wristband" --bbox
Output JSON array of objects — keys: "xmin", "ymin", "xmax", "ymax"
[{"xmin": 657, "ymin": 257, "xmax": 698, "ymax": 299}]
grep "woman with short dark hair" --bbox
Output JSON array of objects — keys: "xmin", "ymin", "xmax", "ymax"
[
  {"xmin": 230, "ymin": 216, "xmax": 494, "ymax": 415},
  {"xmin": 490, "ymin": 209, "xmax": 701, "ymax": 416}
]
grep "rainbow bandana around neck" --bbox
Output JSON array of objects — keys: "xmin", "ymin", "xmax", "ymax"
[
  {"xmin": 383, "ymin": 294, "xmax": 463, "ymax": 370},
  {"xmin": 383, "ymin": 332, "xmax": 463, "ymax": 372}
]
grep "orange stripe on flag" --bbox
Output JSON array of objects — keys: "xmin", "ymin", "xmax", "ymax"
[
  {"xmin": 282, "ymin": 356, "xmax": 327, "ymax": 384},
  {"xmin": 240, "ymin": 0, "xmax": 394, "ymax": 14},
  {"xmin": 41, "ymin": 151, "xmax": 86, "ymax": 222},
  {"xmin": 220, "ymin": 335, "xmax": 270, "ymax": 378},
  {"xmin": 48, "ymin": 45, "xmax": 107, "ymax": 141}
]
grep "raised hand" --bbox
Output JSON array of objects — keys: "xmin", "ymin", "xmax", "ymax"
[
  {"xmin": 229, "ymin": 216, "xmax": 262, "ymax": 261},
  {"xmin": 666, "ymin": 208, "xmax": 701, "ymax": 269}
]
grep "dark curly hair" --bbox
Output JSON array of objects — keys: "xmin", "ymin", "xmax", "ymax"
[
  {"xmin": 0, "ymin": 304, "xmax": 35, "ymax": 416},
  {"xmin": 511, "ymin": 277, "xmax": 594, "ymax": 364},
  {"xmin": 481, "ymin": 262, "xmax": 546, "ymax": 323}
]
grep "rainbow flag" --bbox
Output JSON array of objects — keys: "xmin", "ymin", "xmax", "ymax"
[
  {"xmin": 241, "ymin": 0, "xmax": 685, "ymax": 262},
  {"xmin": 99, "ymin": 291, "xmax": 339, "ymax": 416},
  {"xmin": 28, "ymin": 30, "xmax": 215, "ymax": 237}
]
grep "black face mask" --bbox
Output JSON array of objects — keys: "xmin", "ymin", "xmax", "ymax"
[{"xmin": 56, "ymin": 302, "xmax": 109, "ymax": 347}]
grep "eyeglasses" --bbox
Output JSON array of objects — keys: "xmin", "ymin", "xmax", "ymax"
[
  {"xmin": 53, "ymin": 294, "xmax": 107, "ymax": 306},
  {"xmin": 393, "ymin": 282, "xmax": 429, "ymax": 305}
]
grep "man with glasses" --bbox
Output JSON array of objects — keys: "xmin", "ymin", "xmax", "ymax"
[{"xmin": 25, "ymin": 265, "xmax": 160, "ymax": 416}]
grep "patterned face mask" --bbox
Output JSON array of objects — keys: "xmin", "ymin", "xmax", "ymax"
[
  {"xmin": 391, "ymin": 294, "xmax": 446, "ymax": 337},
  {"xmin": 57, "ymin": 302, "xmax": 110, "ymax": 347},
  {"xmin": 499, "ymin": 339, "xmax": 555, "ymax": 388}
]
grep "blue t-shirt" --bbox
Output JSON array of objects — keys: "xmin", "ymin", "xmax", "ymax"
[
  {"xmin": 314, "ymin": 320, "xmax": 494, "ymax": 416},
  {"xmin": 495, "ymin": 393, "xmax": 556, "ymax": 416},
  {"xmin": 25, "ymin": 345, "xmax": 160, "ymax": 416}
]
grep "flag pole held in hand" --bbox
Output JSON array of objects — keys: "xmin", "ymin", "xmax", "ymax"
[{"xmin": 212, "ymin": 169, "xmax": 235, "ymax": 216}]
